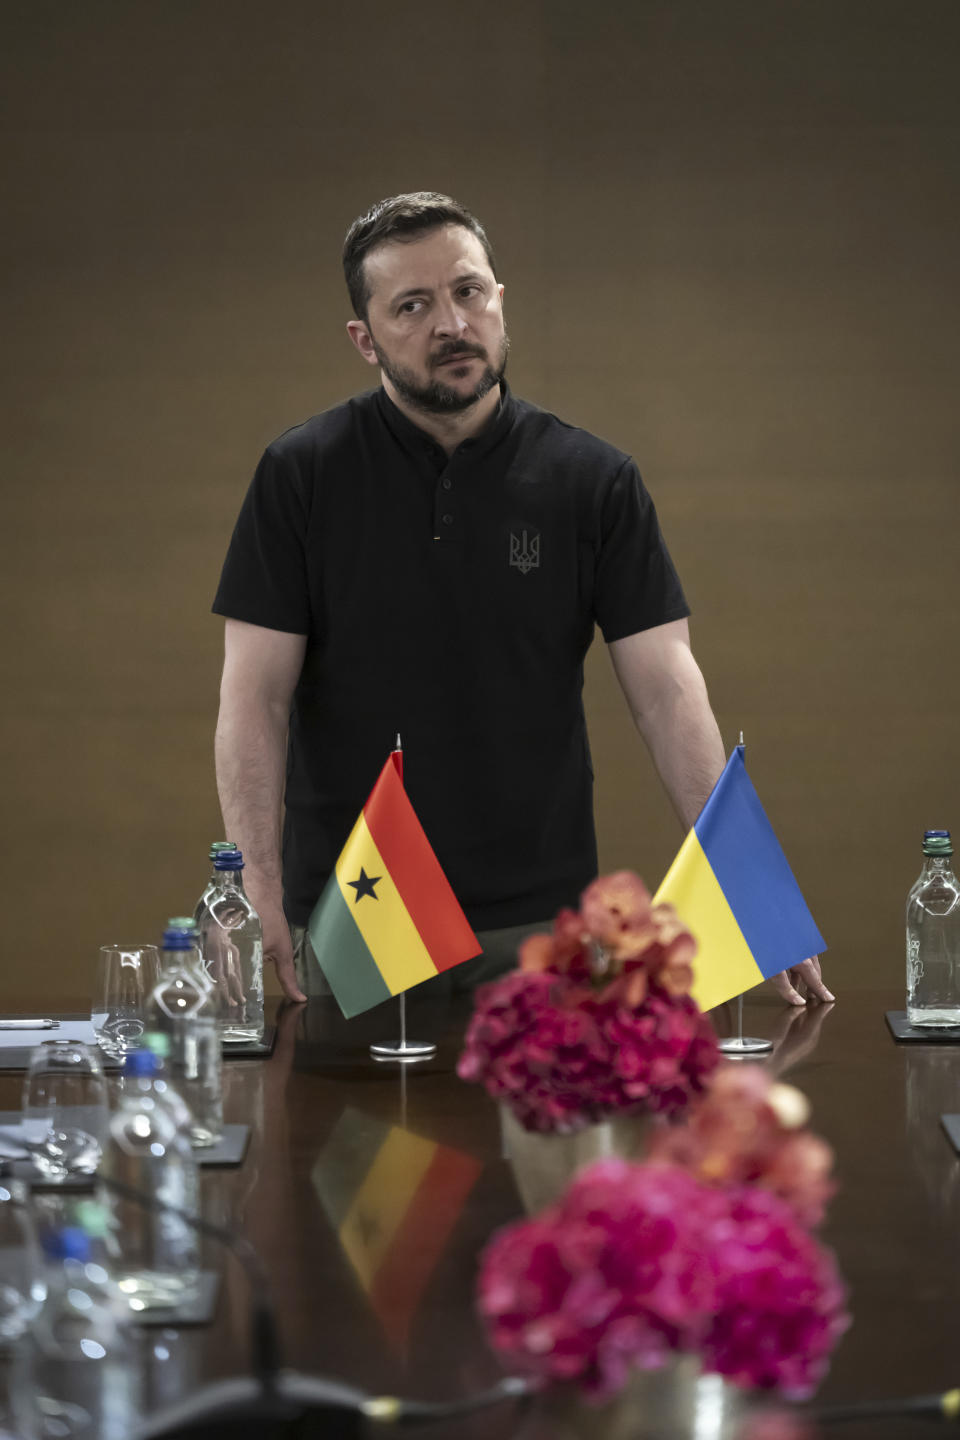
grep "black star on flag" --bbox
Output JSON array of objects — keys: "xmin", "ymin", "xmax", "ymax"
[{"xmin": 347, "ymin": 867, "xmax": 381, "ymax": 903}]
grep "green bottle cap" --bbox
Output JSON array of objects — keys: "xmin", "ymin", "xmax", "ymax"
[
  {"xmin": 142, "ymin": 1031, "xmax": 171, "ymax": 1060},
  {"xmin": 922, "ymin": 830, "xmax": 953, "ymax": 857},
  {"xmin": 73, "ymin": 1199, "xmax": 112, "ymax": 1241},
  {"xmin": 208, "ymin": 841, "xmax": 237, "ymax": 859},
  {"xmin": 167, "ymin": 916, "xmax": 199, "ymax": 933}
]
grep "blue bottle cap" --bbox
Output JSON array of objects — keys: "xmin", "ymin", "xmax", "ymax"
[
  {"xmin": 44, "ymin": 1226, "xmax": 92, "ymax": 1263},
  {"xmin": 161, "ymin": 929, "xmax": 194, "ymax": 951},
  {"xmin": 123, "ymin": 1049, "xmax": 161, "ymax": 1078},
  {"xmin": 924, "ymin": 830, "xmax": 951, "ymax": 838},
  {"xmin": 214, "ymin": 849, "xmax": 244, "ymax": 870}
]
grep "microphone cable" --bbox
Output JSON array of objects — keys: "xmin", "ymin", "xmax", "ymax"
[{"xmin": 813, "ymin": 1387, "xmax": 960, "ymax": 1425}]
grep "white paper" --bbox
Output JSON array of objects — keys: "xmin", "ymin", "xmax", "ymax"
[
  {"xmin": 0, "ymin": 1123, "xmax": 28, "ymax": 1158},
  {"xmin": 0, "ymin": 1020, "xmax": 100, "ymax": 1050}
]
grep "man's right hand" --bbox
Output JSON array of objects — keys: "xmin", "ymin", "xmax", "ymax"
[
  {"xmin": 260, "ymin": 901, "xmax": 307, "ymax": 1003},
  {"xmin": 770, "ymin": 955, "xmax": 834, "ymax": 1007}
]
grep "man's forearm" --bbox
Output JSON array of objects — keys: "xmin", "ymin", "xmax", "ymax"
[
  {"xmin": 619, "ymin": 642, "xmax": 726, "ymax": 832},
  {"xmin": 609, "ymin": 623, "xmax": 827, "ymax": 1001},
  {"xmin": 214, "ymin": 697, "xmax": 289, "ymax": 905},
  {"xmin": 636, "ymin": 672, "xmax": 726, "ymax": 831}
]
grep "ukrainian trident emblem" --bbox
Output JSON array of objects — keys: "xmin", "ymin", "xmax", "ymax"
[{"xmin": 509, "ymin": 529, "xmax": 540, "ymax": 575}]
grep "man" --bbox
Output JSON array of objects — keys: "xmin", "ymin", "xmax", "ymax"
[{"xmin": 213, "ymin": 192, "xmax": 830, "ymax": 1009}]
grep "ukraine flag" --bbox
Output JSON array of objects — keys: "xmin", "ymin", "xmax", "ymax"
[
  {"xmin": 653, "ymin": 745, "xmax": 825, "ymax": 1012},
  {"xmin": 309, "ymin": 748, "xmax": 480, "ymax": 1017}
]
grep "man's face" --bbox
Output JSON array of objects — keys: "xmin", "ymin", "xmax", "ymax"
[{"xmin": 347, "ymin": 225, "xmax": 508, "ymax": 415}]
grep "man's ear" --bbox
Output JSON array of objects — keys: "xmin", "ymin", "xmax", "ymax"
[{"xmin": 346, "ymin": 319, "xmax": 379, "ymax": 367}]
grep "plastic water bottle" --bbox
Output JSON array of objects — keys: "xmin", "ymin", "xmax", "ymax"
[
  {"xmin": 166, "ymin": 914, "xmax": 215, "ymax": 993},
  {"xmin": 906, "ymin": 829, "xmax": 960, "ymax": 1026},
  {"xmin": 100, "ymin": 1050, "xmax": 200, "ymax": 1310},
  {"xmin": 196, "ymin": 848, "xmax": 265, "ymax": 1044},
  {"xmin": 142, "ymin": 1028, "xmax": 223, "ymax": 1154},
  {"xmin": 148, "ymin": 925, "xmax": 211, "ymax": 1026},
  {"xmin": 11, "ymin": 1225, "xmax": 141, "ymax": 1440},
  {"xmin": 146, "ymin": 925, "xmax": 224, "ymax": 1147}
]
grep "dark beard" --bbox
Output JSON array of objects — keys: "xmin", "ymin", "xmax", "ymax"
[{"xmin": 373, "ymin": 333, "xmax": 509, "ymax": 415}]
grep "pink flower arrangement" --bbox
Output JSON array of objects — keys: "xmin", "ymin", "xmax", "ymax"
[
  {"xmin": 646, "ymin": 1063, "xmax": 836, "ymax": 1228},
  {"xmin": 701, "ymin": 1185, "xmax": 847, "ymax": 1396},
  {"xmin": 457, "ymin": 872, "xmax": 720, "ymax": 1132},
  {"xmin": 478, "ymin": 1158, "xmax": 849, "ymax": 1401}
]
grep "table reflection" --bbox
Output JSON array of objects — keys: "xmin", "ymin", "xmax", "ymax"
[
  {"xmin": 767, "ymin": 1000, "xmax": 836, "ymax": 1079},
  {"xmin": 904, "ymin": 1045, "xmax": 960, "ymax": 1218},
  {"xmin": 312, "ymin": 1103, "xmax": 482, "ymax": 1355},
  {"xmin": 208, "ymin": 999, "xmax": 301, "ymax": 1370}
]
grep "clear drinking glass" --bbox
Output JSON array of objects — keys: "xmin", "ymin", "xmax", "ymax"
[
  {"xmin": 0, "ymin": 1168, "xmax": 45, "ymax": 1435},
  {"xmin": 21, "ymin": 1041, "xmax": 109, "ymax": 1182},
  {"xmin": 92, "ymin": 944, "xmax": 159, "ymax": 1057},
  {"xmin": 0, "ymin": 1168, "xmax": 44, "ymax": 1344}
]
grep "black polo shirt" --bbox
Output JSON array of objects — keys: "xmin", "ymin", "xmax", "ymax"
[{"xmin": 213, "ymin": 384, "xmax": 690, "ymax": 931}]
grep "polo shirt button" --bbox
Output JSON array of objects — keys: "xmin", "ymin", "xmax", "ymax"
[
  {"xmin": 441, "ymin": 478, "xmax": 453, "ymax": 490},
  {"xmin": 442, "ymin": 513, "xmax": 454, "ymax": 526}
]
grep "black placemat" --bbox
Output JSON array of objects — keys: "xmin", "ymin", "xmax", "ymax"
[
  {"xmin": 10, "ymin": 1159, "xmax": 97, "ymax": 1191},
  {"xmin": 221, "ymin": 1025, "xmax": 275, "ymax": 1059},
  {"xmin": 0, "ymin": 1115, "xmax": 249, "ymax": 1175},
  {"xmin": 196, "ymin": 1123, "xmax": 250, "ymax": 1167},
  {"xmin": 0, "ymin": 1113, "xmax": 96, "ymax": 1188},
  {"xmin": 131, "ymin": 1270, "xmax": 220, "ymax": 1327},
  {"xmin": 941, "ymin": 1114, "xmax": 960, "ymax": 1155},
  {"xmin": 886, "ymin": 1010, "xmax": 960, "ymax": 1043},
  {"xmin": 0, "ymin": 1020, "xmax": 276, "ymax": 1068}
]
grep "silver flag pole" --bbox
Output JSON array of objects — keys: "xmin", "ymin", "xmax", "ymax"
[
  {"xmin": 369, "ymin": 732, "xmax": 437, "ymax": 1063},
  {"xmin": 717, "ymin": 731, "xmax": 773, "ymax": 1057}
]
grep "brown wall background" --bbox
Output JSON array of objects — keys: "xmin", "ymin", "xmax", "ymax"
[{"xmin": 3, "ymin": 1, "xmax": 958, "ymax": 1001}]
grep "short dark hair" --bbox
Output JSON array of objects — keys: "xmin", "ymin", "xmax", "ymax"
[{"xmin": 343, "ymin": 192, "xmax": 497, "ymax": 321}]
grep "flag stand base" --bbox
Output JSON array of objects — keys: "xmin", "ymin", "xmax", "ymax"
[
  {"xmin": 370, "ymin": 994, "xmax": 436, "ymax": 1062},
  {"xmin": 369, "ymin": 1039, "xmax": 436, "ymax": 1063},
  {"xmin": 717, "ymin": 1035, "xmax": 773, "ymax": 1056},
  {"xmin": 717, "ymin": 994, "xmax": 773, "ymax": 1056}
]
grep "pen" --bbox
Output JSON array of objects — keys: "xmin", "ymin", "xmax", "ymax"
[{"xmin": 0, "ymin": 1019, "xmax": 60, "ymax": 1030}]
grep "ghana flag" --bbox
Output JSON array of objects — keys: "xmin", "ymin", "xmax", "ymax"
[
  {"xmin": 653, "ymin": 745, "xmax": 825, "ymax": 1012},
  {"xmin": 308, "ymin": 747, "xmax": 481, "ymax": 1017},
  {"xmin": 312, "ymin": 1107, "xmax": 482, "ymax": 1353}
]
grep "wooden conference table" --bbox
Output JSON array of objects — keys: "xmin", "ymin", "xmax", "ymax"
[{"xmin": 1, "ymin": 987, "xmax": 957, "ymax": 1439}]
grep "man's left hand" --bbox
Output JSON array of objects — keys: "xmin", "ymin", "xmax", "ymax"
[{"xmin": 770, "ymin": 956, "xmax": 835, "ymax": 1006}]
